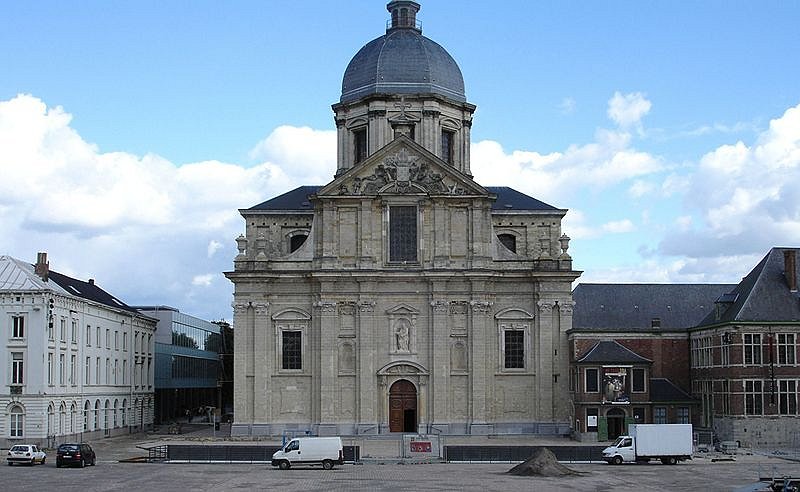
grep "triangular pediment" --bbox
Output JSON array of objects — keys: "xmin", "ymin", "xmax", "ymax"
[{"xmin": 318, "ymin": 135, "xmax": 490, "ymax": 198}]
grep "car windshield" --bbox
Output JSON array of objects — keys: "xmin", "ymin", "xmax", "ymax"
[
  {"xmin": 10, "ymin": 445, "xmax": 28, "ymax": 452},
  {"xmin": 58, "ymin": 445, "xmax": 79, "ymax": 452}
]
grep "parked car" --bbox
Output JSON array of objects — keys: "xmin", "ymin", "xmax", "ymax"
[
  {"xmin": 56, "ymin": 443, "xmax": 96, "ymax": 468},
  {"xmin": 7, "ymin": 444, "xmax": 46, "ymax": 465}
]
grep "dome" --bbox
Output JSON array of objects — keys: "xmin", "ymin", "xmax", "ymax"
[{"xmin": 340, "ymin": 2, "xmax": 465, "ymax": 104}]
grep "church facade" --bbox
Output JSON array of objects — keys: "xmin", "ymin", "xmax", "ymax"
[{"xmin": 226, "ymin": 1, "xmax": 580, "ymax": 436}]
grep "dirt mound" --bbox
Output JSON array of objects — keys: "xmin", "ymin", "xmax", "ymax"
[{"xmin": 507, "ymin": 448, "xmax": 583, "ymax": 477}]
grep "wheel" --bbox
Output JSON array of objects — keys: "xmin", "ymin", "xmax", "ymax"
[
  {"xmin": 91, "ymin": 457, "xmax": 96, "ymax": 466},
  {"xmin": 612, "ymin": 455, "xmax": 623, "ymax": 465},
  {"xmin": 56, "ymin": 461, "xmax": 62, "ymax": 468},
  {"xmin": 322, "ymin": 460, "xmax": 333, "ymax": 470},
  {"xmin": 79, "ymin": 458, "xmax": 85, "ymax": 468},
  {"xmin": 41, "ymin": 457, "xmax": 46, "ymax": 465},
  {"xmin": 667, "ymin": 457, "xmax": 678, "ymax": 465},
  {"xmin": 7, "ymin": 462, "xmax": 12, "ymax": 466},
  {"xmin": 278, "ymin": 460, "xmax": 291, "ymax": 470}
]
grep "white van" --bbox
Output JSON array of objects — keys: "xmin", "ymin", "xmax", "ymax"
[{"xmin": 271, "ymin": 437, "xmax": 344, "ymax": 470}]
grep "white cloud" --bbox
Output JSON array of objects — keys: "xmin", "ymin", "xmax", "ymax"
[
  {"xmin": 192, "ymin": 274, "xmax": 215, "ymax": 287},
  {"xmin": 558, "ymin": 97, "xmax": 576, "ymax": 115},
  {"xmin": 607, "ymin": 91, "xmax": 652, "ymax": 130},
  {"xmin": 660, "ymin": 102, "xmax": 800, "ymax": 257},
  {"xmin": 207, "ymin": 240, "xmax": 223, "ymax": 258},
  {"xmin": 602, "ymin": 220, "xmax": 635, "ymax": 234},
  {"xmin": 628, "ymin": 180, "xmax": 654, "ymax": 198},
  {"xmin": 0, "ymin": 94, "xmax": 331, "ymax": 320}
]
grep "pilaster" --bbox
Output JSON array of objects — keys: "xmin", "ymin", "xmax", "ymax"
[
  {"xmin": 537, "ymin": 300, "xmax": 555, "ymax": 419},
  {"xmin": 252, "ymin": 301, "xmax": 270, "ymax": 422},
  {"xmin": 469, "ymin": 299, "xmax": 493, "ymax": 433}
]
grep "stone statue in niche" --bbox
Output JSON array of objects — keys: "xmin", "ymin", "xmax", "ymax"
[{"xmin": 395, "ymin": 321, "xmax": 410, "ymax": 352}]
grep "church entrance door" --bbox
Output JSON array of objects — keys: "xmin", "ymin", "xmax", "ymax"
[{"xmin": 389, "ymin": 379, "xmax": 417, "ymax": 433}]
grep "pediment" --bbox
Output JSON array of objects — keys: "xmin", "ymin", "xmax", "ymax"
[
  {"xmin": 386, "ymin": 303, "xmax": 419, "ymax": 315},
  {"xmin": 318, "ymin": 135, "xmax": 490, "ymax": 198}
]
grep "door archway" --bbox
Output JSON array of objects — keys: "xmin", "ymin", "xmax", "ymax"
[
  {"xmin": 389, "ymin": 379, "xmax": 417, "ymax": 433},
  {"xmin": 606, "ymin": 408, "xmax": 626, "ymax": 440}
]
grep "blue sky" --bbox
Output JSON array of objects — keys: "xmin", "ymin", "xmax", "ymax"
[{"xmin": 2, "ymin": 1, "xmax": 799, "ymax": 321}]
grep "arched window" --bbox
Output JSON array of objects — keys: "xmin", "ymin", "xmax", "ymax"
[
  {"xmin": 70, "ymin": 402, "xmax": 76, "ymax": 435},
  {"xmin": 498, "ymin": 233, "xmax": 517, "ymax": 253},
  {"xmin": 290, "ymin": 234, "xmax": 308, "ymax": 253},
  {"xmin": 113, "ymin": 399, "xmax": 119, "ymax": 428},
  {"xmin": 84, "ymin": 401, "xmax": 90, "ymax": 431},
  {"xmin": 9, "ymin": 405, "xmax": 24, "ymax": 437},
  {"xmin": 47, "ymin": 403, "xmax": 55, "ymax": 437},
  {"xmin": 59, "ymin": 402, "xmax": 66, "ymax": 435},
  {"xmin": 94, "ymin": 400, "xmax": 100, "ymax": 429},
  {"xmin": 104, "ymin": 400, "xmax": 110, "ymax": 430},
  {"xmin": 121, "ymin": 399, "xmax": 127, "ymax": 427}
]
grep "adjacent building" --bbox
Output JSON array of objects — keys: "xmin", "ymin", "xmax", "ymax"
[
  {"xmin": 226, "ymin": 1, "xmax": 580, "ymax": 437},
  {"xmin": 691, "ymin": 247, "xmax": 800, "ymax": 447},
  {"xmin": 1, "ymin": 253, "xmax": 155, "ymax": 448},
  {"xmin": 133, "ymin": 306, "xmax": 224, "ymax": 424}
]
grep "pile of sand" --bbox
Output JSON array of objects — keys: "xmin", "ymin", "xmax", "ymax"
[{"xmin": 507, "ymin": 448, "xmax": 583, "ymax": 477}]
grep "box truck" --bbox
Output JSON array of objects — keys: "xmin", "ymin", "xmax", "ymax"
[
  {"xmin": 271, "ymin": 437, "xmax": 344, "ymax": 470},
  {"xmin": 602, "ymin": 424, "xmax": 693, "ymax": 465}
]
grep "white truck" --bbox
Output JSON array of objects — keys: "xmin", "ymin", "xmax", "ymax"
[
  {"xmin": 271, "ymin": 437, "xmax": 344, "ymax": 470},
  {"xmin": 602, "ymin": 424, "xmax": 693, "ymax": 465}
]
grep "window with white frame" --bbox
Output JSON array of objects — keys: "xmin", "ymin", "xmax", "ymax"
[
  {"xmin": 47, "ymin": 352, "xmax": 53, "ymax": 385},
  {"xmin": 114, "ymin": 359, "xmax": 118, "ymax": 384},
  {"xmin": 743, "ymin": 334, "xmax": 762, "ymax": 365},
  {"xmin": 95, "ymin": 357, "xmax": 100, "ymax": 385},
  {"xmin": 86, "ymin": 324, "xmax": 91, "ymax": 346},
  {"xmin": 96, "ymin": 326, "xmax": 101, "ymax": 347},
  {"xmin": 123, "ymin": 333, "xmax": 128, "ymax": 351},
  {"xmin": 59, "ymin": 353, "xmax": 65, "ymax": 385},
  {"xmin": 720, "ymin": 333, "xmax": 730, "ymax": 366},
  {"xmin": 677, "ymin": 407, "xmax": 690, "ymax": 424},
  {"xmin": 654, "ymin": 407, "xmax": 667, "ymax": 424},
  {"xmin": 59, "ymin": 318, "xmax": 66, "ymax": 341},
  {"xmin": 70, "ymin": 354, "xmax": 76, "ymax": 385},
  {"xmin": 85, "ymin": 357, "xmax": 91, "ymax": 385},
  {"xmin": 123, "ymin": 360, "xmax": 127, "ymax": 384},
  {"xmin": 778, "ymin": 334, "xmax": 796, "ymax": 365},
  {"xmin": 71, "ymin": 320, "xmax": 77, "ymax": 343},
  {"xmin": 721, "ymin": 379, "xmax": 731, "ymax": 415},
  {"xmin": 12, "ymin": 315, "xmax": 25, "ymax": 338},
  {"xmin": 11, "ymin": 352, "xmax": 24, "ymax": 384},
  {"xmin": 114, "ymin": 331, "xmax": 118, "ymax": 350},
  {"xmin": 105, "ymin": 358, "xmax": 110, "ymax": 384},
  {"xmin": 9, "ymin": 405, "xmax": 24, "ymax": 437},
  {"xmin": 744, "ymin": 380, "xmax": 763, "ymax": 415},
  {"xmin": 779, "ymin": 380, "xmax": 798, "ymax": 415},
  {"xmin": 106, "ymin": 329, "xmax": 110, "ymax": 348}
]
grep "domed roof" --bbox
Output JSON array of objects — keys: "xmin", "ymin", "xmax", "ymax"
[{"xmin": 340, "ymin": 2, "xmax": 465, "ymax": 104}]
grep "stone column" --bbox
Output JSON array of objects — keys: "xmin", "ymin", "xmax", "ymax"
[
  {"xmin": 357, "ymin": 299, "xmax": 377, "ymax": 434},
  {"xmin": 315, "ymin": 299, "xmax": 338, "ymax": 435},
  {"xmin": 430, "ymin": 298, "xmax": 449, "ymax": 432},
  {"xmin": 555, "ymin": 301, "xmax": 575, "ymax": 424},
  {"xmin": 232, "ymin": 301, "xmax": 253, "ymax": 434},
  {"xmin": 469, "ymin": 299, "xmax": 494, "ymax": 434},
  {"xmin": 537, "ymin": 300, "xmax": 555, "ymax": 420},
  {"xmin": 252, "ymin": 302, "xmax": 270, "ymax": 428},
  {"xmin": 462, "ymin": 120, "xmax": 472, "ymax": 176}
]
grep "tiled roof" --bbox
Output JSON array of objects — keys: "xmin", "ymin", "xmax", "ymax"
[
  {"xmin": 650, "ymin": 378, "xmax": 695, "ymax": 402},
  {"xmin": 697, "ymin": 247, "xmax": 800, "ymax": 327},
  {"xmin": 576, "ymin": 340, "xmax": 652, "ymax": 364},
  {"xmin": 47, "ymin": 270, "xmax": 138, "ymax": 313},
  {"xmin": 246, "ymin": 185, "xmax": 558, "ymax": 212},
  {"xmin": 572, "ymin": 283, "xmax": 735, "ymax": 332}
]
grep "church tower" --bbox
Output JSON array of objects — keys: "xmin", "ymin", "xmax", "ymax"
[
  {"xmin": 333, "ymin": 1, "xmax": 475, "ymax": 177},
  {"xmin": 227, "ymin": 1, "xmax": 580, "ymax": 438}
]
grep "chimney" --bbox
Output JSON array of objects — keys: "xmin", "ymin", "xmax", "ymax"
[
  {"xmin": 88, "ymin": 279, "xmax": 95, "ymax": 285},
  {"xmin": 34, "ymin": 252, "xmax": 49, "ymax": 281},
  {"xmin": 785, "ymin": 249, "xmax": 798, "ymax": 292}
]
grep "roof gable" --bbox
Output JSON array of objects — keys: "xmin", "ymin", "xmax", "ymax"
[
  {"xmin": 318, "ymin": 135, "xmax": 490, "ymax": 198},
  {"xmin": 0, "ymin": 255, "xmax": 69, "ymax": 293},
  {"xmin": 697, "ymin": 247, "xmax": 800, "ymax": 326},
  {"xmin": 576, "ymin": 340, "xmax": 652, "ymax": 364}
]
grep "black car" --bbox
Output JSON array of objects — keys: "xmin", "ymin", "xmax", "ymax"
[{"xmin": 56, "ymin": 443, "xmax": 96, "ymax": 468}]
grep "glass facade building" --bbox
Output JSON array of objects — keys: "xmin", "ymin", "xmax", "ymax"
[{"xmin": 134, "ymin": 306, "xmax": 222, "ymax": 424}]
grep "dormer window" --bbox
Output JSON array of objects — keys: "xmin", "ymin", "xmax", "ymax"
[
  {"xmin": 354, "ymin": 127, "xmax": 368, "ymax": 164},
  {"xmin": 498, "ymin": 233, "xmax": 516, "ymax": 253}
]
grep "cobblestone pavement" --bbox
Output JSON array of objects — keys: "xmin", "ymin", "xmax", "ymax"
[{"xmin": 5, "ymin": 427, "xmax": 797, "ymax": 492}]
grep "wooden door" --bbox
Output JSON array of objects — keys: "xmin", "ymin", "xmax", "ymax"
[{"xmin": 389, "ymin": 380, "xmax": 417, "ymax": 432}]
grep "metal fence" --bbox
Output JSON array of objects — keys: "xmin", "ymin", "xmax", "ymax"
[
  {"xmin": 154, "ymin": 444, "xmax": 360, "ymax": 463},
  {"xmin": 443, "ymin": 445, "xmax": 606, "ymax": 463}
]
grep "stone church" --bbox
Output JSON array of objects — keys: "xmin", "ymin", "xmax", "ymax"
[{"xmin": 226, "ymin": 1, "xmax": 580, "ymax": 436}]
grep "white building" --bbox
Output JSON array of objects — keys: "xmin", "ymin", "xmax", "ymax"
[{"xmin": 1, "ymin": 253, "xmax": 155, "ymax": 448}]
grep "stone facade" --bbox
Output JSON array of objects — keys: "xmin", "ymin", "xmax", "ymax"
[{"xmin": 225, "ymin": 1, "xmax": 580, "ymax": 437}]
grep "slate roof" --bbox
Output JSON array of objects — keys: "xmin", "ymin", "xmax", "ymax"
[
  {"xmin": 696, "ymin": 247, "xmax": 800, "ymax": 327},
  {"xmin": 650, "ymin": 378, "xmax": 695, "ymax": 402},
  {"xmin": 341, "ymin": 28, "xmax": 465, "ymax": 104},
  {"xmin": 0, "ymin": 255, "xmax": 138, "ymax": 313},
  {"xmin": 576, "ymin": 340, "xmax": 652, "ymax": 364},
  {"xmin": 571, "ymin": 283, "xmax": 736, "ymax": 332},
  {"xmin": 246, "ymin": 185, "xmax": 558, "ymax": 212}
]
